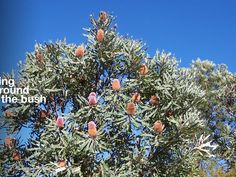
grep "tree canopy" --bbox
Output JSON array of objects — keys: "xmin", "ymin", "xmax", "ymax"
[{"xmin": 0, "ymin": 12, "xmax": 235, "ymax": 177}]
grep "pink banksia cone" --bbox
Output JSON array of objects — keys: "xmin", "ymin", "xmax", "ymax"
[
  {"xmin": 88, "ymin": 92, "xmax": 97, "ymax": 106},
  {"xmin": 153, "ymin": 120, "xmax": 165, "ymax": 133},
  {"xmin": 88, "ymin": 121, "xmax": 97, "ymax": 138},
  {"xmin": 56, "ymin": 117, "xmax": 64, "ymax": 128},
  {"xmin": 75, "ymin": 46, "xmax": 85, "ymax": 58},
  {"xmin": 57, "ymin": 160, "xmax": 66, "ymax": 168},
  {"xmin": 112, "ymin": 79, "xmax": 121, "ymax": 91},
  {"xmin": 96, "ymin": 29, "xmax": 105, "ymax": 42}
]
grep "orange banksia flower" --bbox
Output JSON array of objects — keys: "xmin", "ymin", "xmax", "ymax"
[
  {"xmin": 112, "ymin": 79, "xmax": 121, "ymax": 91},
  {"xmin": 139, "ymin": 64, "xmax": 148, "ymax": 75},
  {"xmin": 132, "ymin": 92, "xmax": 141, "ymax": 103},
  {"xmin": 88, "ymin": 121, "xmax": 97, "ymax": 138},
  {"xmin": 75, "ymin": 46, "xmax": 85, "ymax": 58},
  {"xmin": 35, "ymin": 51, "xmax": 44, "ymax": 62},
  {"xmin": 56, "ymin": 117, "xmax": 64, "ymax": 128},
  {"xmin": 39, "ymin": 110, "xmax": 47, "ymax": 120},
  {"xmin": 57, "ymin": 160, "xmax": 66, "ymax": 168},
  {"xmin": 99, "ymin": 11, "xmax": 107, "ymax": 23},
  {"xmin": 88, "ymin": 128, "xmax": 97, "ymax": 138},
  {"xmin": 153, "ymin": 120, "xmax": 165, "ymax": 133},
  {"xmin": 5, "ymin": 137, "xmax": 15, "ymax": 149},
  {"xmin": 96, "ymin": 29, "xmax": 105, "ymax": 42},
  {"xmin": 150, "ymin": 95, "xmax": 159, "ymax": 105},
  {"xmin": 126, "ymin": 102, "xmax": 136, "ymax": 115},
  {"xmin": 12, "ymin": 151, "xmax": 21, "ymax": 161},
  {"xmin": 4, "ymin": 110, "xmax": 13, "ymax": 118}
]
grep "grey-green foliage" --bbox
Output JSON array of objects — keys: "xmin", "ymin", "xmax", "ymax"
[
  {"xmin": 190, "ymin": 59, "xmax": 236, "ymax": 168},
  {"xmin": 0, "ymin": 13, "xmax": 225, "ymax": 177}
]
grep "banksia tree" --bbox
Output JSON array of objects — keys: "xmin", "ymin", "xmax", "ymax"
[{"xmin": 1, "ymin": 12, "xmax": 228, "ymax": 177}]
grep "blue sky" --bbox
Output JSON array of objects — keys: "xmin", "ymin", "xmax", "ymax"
[{"xmin": 0, "ymin": 0, "xmax": 236, "ymax": 74}]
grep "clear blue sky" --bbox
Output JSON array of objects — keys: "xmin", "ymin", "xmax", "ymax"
[{"xmin": 0, "ymin": 0, "xmax": 236, "ymax": 73}]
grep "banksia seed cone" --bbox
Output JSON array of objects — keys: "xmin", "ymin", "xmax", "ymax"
[
  {"xmin": 126, "ymin": 102, "xmax": 136, "ymax": 115},
  {"xmin": 166, "ymin": 111, "xmax": 173, "ymax": 117},
  {"xmin": 12, "ymin": 151, "xmax": 21, "ymax": 161},
  {"xmin": 79, "ymin": 75, "xmax": 87, "ymax": 84},
  {"xmin": 99, "ymin": 11, "xmax": 107, "ymax": 23},
  {"xmin": 35, "ymin": 51, "xmax": 44, "ymax": 62},
  {"xmin": 34, "ymin": 122, "xmax": 41, "ymax": 129},
  {"xmin": 150, "ymin": 95, "xmax": 159, "ymax": 105},
  {"xmin": 96, "ymin": 29, "xmax": 105, "ymax": 42},
  {"xmin": 39, "ymin": 110, "xmax": 47, "ymax": 120},
  {"xmin": 56, "ymin": 117, "xmax": 64, "ymax": 128},
  {"xmin": 5, "ymin": 137, "xmax": 15, "ymax": 149},
  {"xmin": 58, "ymin": 160, "xmax": 66, "ymax": 168},
  {"xmin": 88, "ymin": 92, "xmax": 97, "ymax": 106},
  {"xmin": 4, "ymin": 110, "xmax": 13, "ymax": 118},
  {"xmin": 132, "ymin": 92, "xmax": 141, "ymax": 103},
  {"xmin": 153, "ymin": 120, "xmax": 165, "ymax": 133},
  {"xmin": 88, "ymin": 121, "xmax": 97, "ymax": 138},
  {"xmin": 139, "ymin": 64, "xmax": 148, "ymax": 75},
  {"xmin": 75, "ymin": 46, "xmax": 85, "ymax": 58},
  {"xmin": 112, "ymin": 79, "xmax": 121, "ymax": 91}
]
